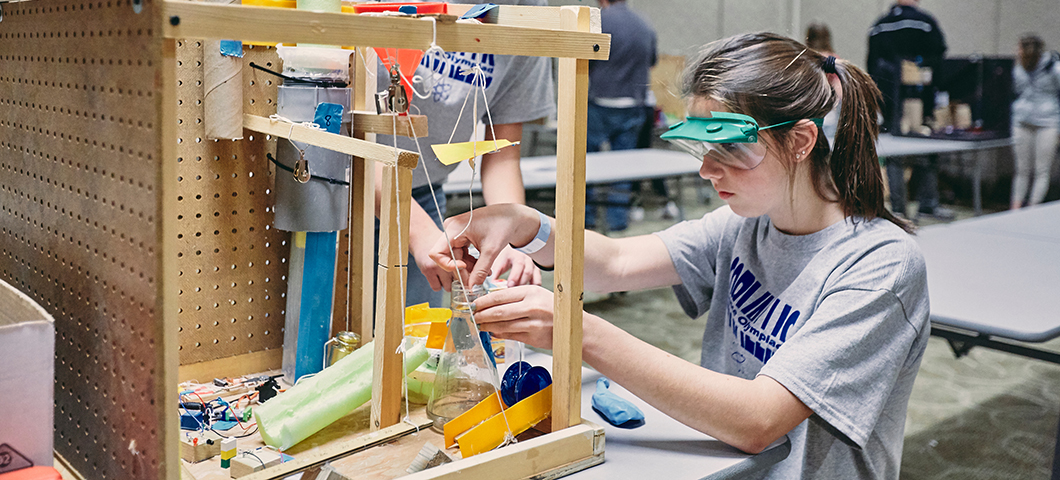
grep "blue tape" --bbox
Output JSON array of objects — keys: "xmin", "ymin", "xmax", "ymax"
[
  {"xmin": 314, "ymin": 103, "xmax": 344, "ymax": 134},
  {"xmin": 293, "ymin": 231, "xmax": 339, "ymax": 380},
  {"xmin": 219, "ymin": 40, "xmax": 244, "ymax": 58},
  {"xmin": 460, "ymin": 3, "xmax": 497, "ymax": 19}
]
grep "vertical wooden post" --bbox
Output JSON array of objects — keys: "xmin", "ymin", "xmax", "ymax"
[
  {"xmin": 552, "ymin": 5, "xmax": 590, "ymax": 431},
  {"xmin": 161, "ymin": 37, "xmax": 182, "ymax": 480},
  {"xmin": 370, "ymin": 164, "xmax": 411, "ymax": 430},
  {"xmin": 336, "ymin": 46, "xmax": 378, "ymax": 342}
]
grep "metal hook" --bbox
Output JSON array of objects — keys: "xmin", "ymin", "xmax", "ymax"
[{"xmin": 132, "ymin": 0, "xmax": 143, "ymax": 14}]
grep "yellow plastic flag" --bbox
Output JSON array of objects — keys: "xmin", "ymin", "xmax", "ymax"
[{"xmin": 431, "ymin": 140, "xmax": 520, "ymax": 166}]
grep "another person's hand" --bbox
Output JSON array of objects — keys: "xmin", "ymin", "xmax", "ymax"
[
  {"xmin": 473, "ymin": 285, "xmax": 556, "ymax": 349},
  {"xmin": 490, "ymin": 246, "xmax": 542, "ymax": 287},
  {"xmin": 429, "ymin": 204, "xmax": 542, "ymax": 288},
  {"xmin": 409, "ymin": 227, "xmax": 454, "ymax": 292}
]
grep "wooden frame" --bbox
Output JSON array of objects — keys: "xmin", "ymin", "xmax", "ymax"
[{"xmin": 0, "ymin": 1, "xmax": 607, "ymax": 479}]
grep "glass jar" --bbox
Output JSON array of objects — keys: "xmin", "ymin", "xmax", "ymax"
[
  {"xmin": 323, "ymin": 331, "xmax": 361, "ymax": 368},
  {"xmin": 425, "ymin": 281, "xmax": 500, "ymax": 432}
]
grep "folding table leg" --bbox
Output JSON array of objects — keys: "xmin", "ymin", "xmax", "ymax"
[{"xmin": 1052, "ymin": 406, "xmax": 1060, "ymax": 480}]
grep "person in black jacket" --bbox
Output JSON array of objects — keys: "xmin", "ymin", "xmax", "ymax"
[{"xmin": 868, "ymin": 0, "xmax": 954, "ymax": 221}]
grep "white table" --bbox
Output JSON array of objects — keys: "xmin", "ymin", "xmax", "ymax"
[
  {"xmin": 445, "ymin": 137, "xmax": 1014, "ymax": 215},
  {"xmin": 917, "ymin": 202, "xmax": 1060, "ymax": 345},
  {"xmin": 914, "ymin": 202, "xmax": 1060, "ymax": 479},
  {"xmin": 443, "ymin": 148, "xmax": 700, "ymax": 193},
  {"xmin": 877, "ymin": 133, "xmax": 1013, "ymax": 215},
  {"xmin": 505, "ymin": 351, "xmax": 790, "ymax": 479}
]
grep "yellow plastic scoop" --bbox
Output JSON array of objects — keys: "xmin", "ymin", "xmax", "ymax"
[{"xmin": 456, "ymin": 385, "xmax": 553, "ymax": 458}]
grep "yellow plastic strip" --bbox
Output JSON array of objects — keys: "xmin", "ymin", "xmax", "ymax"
[
  {"xmin": 457, "ymin": 385, "xmax": 553, "ymax": 458},
  {"xmin": 404, "ymin": 305, "xmax": 451, "ymax": 337},
  {"xmin": 425, "ymin": 321, "xmax": 448, "ymax": 349},
  {"xmin": 443, "ymin": 391, "xmax": 503, "ymax": 449},
  {"xmin": 431, "ymin": 140, "xmax": 520, "ymax": 166}
]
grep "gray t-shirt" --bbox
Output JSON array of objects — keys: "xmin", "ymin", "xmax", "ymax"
[
  {"xmin": 376, "ymin": 0, "xmax": 555, "ymax": 189},
  {"xmin": 655, "ymin": 206, "xmax": 930, "ymax": 480}
]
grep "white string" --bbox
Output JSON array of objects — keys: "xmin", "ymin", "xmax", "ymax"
[
  {"xmin": 404, "ymin": 65, "xmax": 517, "ymax": 448},
  {"xmin": 403, "ymin": 17, "xmax": 447, "ymax": 100},
  {"xmin": 268, "ymin": 113, "xmax": 322, "ymax": 153}
]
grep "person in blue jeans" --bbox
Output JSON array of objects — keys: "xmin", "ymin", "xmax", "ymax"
[{"xmin": 584, "ymin": 0, "xmax": 657, "ymax": 231}]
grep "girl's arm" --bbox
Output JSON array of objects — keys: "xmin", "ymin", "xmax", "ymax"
[
  {"xmin": 582, "ymin": 313, "xmax": 812, "ymax": 453},
  {"xmin": 429, "ymin": 204, "xmax": 680, "ymax": 291},
  {"xmin": 473, "ymin": 286, "xmax": 812, "ymax": 454}
]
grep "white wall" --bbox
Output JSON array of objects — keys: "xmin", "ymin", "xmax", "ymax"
[{"xmin": 550, "ymin": 0, "xmax": 1060, "ymax": 70}]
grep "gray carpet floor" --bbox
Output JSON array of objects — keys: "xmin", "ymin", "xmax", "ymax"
[{"xmin": 475, "ymin": 170, "xmax": 1060, "ymax": 479}]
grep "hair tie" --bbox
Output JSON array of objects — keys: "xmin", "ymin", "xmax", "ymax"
[{"xmin": 822, "ymin": 55, "xmax": 837, "ymax": 74}]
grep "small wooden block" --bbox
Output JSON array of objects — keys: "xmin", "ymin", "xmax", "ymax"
[
  {"xmin": 229, "ymin": 449, "xmax": 282, "ymax": 478},
  {"xmin": 302, "ymin": 464, "xmax": 353, "ymax": 480},
  {"xmin": 179, "ymin": 431, "xmax": 223, "ymax": 463}
]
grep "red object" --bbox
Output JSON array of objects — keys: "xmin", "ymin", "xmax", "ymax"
[
  {"xmin": 351, "ymin": 2, "xmax": 447, "ymax": 14},
  {"xmin": 353, "ymin": 2, "xmax": 447, "ymax": 106},
  {"xmin": 374, "ymin": 47, "xmax": 426, "ymax": 105},
  {"xmin": 0, "ymin": 467, "xmax": 63, "ymax": 480}
]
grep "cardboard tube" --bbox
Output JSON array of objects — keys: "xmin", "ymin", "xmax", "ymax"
[{"xmin": 203, "ymin": 0, "xmax": 243, "ymax": 140}]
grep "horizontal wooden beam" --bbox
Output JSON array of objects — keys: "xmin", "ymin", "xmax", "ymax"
[
  {"xmin": 445, "ymin": 4, "xmax": 602, "ymax": 33},
  {"xmin": 161, "ymin": 2, "xmax": 610, "ymax": 60},
  {"xmin": 352, "ymin": 112, "xmax": 429, "ymax": 138},
  {"xmin": 243, "ymin": 114, "xmax": 419, "ymax": 170},
  {"xmin": 177, "ymin": 348, "xmax": 281, "ymax": 383},
  {"xmin": 403, "ymin": 421, "xmax": 604, "ymax": 480},
  {"xmin": 237, "ymin": 418, "xmax": 433, "ymax": 480}
]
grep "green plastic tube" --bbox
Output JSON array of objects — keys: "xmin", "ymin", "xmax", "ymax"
[{"xmin": 255, "ymin": 340, "xmax": 429, "ymax": 449}]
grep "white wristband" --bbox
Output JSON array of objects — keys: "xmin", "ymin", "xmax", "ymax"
[{"xmin": 513, "ymin": 210, "xmax": 551, "ymax": 255}]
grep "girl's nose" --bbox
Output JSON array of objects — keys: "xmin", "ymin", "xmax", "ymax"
[{"xmin": 699, "ymin": 156, "xmax": 724, "ymax": 180}]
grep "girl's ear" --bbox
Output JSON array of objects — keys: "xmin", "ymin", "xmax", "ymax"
[{"xmin": 790, "ymin": 119, "xmax": 819, "ymax": 163}]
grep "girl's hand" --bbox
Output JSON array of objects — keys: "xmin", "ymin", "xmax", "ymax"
[
  {"xmin": 490, "ymin": 246, "xmax": 542, "ymax": 287},
  {"xmin": 473, "ymin": 285, "xmax": 556, "ymax": 349},
  {"xmin": 408, "ymin": 226, "xmax": 454, "ymax": 292},
  {"xmin": 428, "ymin": 204, "xmax": 541, "ymax": 289}
]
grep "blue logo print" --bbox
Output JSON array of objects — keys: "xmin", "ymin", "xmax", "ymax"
[
  {"xmin": 419, "ymin": 52, "xmax": 496, "ymax": 104},
  {"xmin": 726, "ymin": 257, "xmax": 800, "ymax": 364}
]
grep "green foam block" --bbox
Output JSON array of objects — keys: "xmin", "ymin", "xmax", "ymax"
[{"xmin": 254, "ymin": 340, "xmax": 429, "ymax": 449}]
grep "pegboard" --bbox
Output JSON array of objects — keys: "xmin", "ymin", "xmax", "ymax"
[
  {"xmin": 0, "ymin": 0, "xmax": 164, "ymax": 478},
  {"xmin": 173, "ymin": 41, "xmax": 290, "ymax": 367}
]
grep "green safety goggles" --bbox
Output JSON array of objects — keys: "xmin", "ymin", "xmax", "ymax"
[{"xmin": 661, "ymin": 112, "xmax": 823, "ymax": 170}]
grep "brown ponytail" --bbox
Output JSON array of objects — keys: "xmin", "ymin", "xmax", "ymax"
[
  {"xmin": 683, "ymin": 32, "xmax": 914, "ymax": 233},
  {"xmin": 830, "ymin": 58, "xmax": 913, "ymax": 233}
]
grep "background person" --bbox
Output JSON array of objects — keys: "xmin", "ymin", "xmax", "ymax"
[
  {"xmin": 373, "ymin": 0, "xmax": 554, "ymax": 307},
  {"xmin": 584, "ymin": 0, "xmax": 658, "ymax": 231},
  {"xmin": 805, "ymin": 21, "xmax": 840, "ymax": 145},
  {"xmin": 1010, "ymin": 33, "xmax": 1060, "ymax": 209},
  {"xmin": 867, "ymin": 0, "xmax": 953, "ymax": 221},
  {"xmin": 432, "ymin": 33, "xmax": 929, "ymax": 479}
]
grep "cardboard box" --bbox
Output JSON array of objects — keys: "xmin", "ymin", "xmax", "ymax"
[{"xmin": 0, "ymin": 279, "xmax": 55, "ymax": 473}]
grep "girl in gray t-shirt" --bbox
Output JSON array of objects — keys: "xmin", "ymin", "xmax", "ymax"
[{"xmin": 430, "ymin": 32, "xmax": 929, "ymax": 480}]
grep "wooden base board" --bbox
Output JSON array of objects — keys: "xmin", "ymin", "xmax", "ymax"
[
  {"xmin": 179, "ymin": 349, "xmax": 282, "ymax": 384},
  {"xmin": 404, "ymin": 420, "xmax": 604, "ymax": 480}
]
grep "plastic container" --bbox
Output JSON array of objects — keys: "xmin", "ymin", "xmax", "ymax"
[{"xmin": 276, "ymin": 45, "xmax": 355, "ymax": 83}]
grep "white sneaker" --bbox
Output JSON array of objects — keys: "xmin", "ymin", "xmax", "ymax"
[
  {"xmin": 662, "ymin": 201, "xmax": 680, "ymax": 220},
  {"xmin": 629, "ymin": 207, "xmax": 645, "ymax": 222}
]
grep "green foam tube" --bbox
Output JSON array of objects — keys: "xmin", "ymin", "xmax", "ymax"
[{"xmin": 255, "ymin": 340, "xmax": 429, "ymax": 449}]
